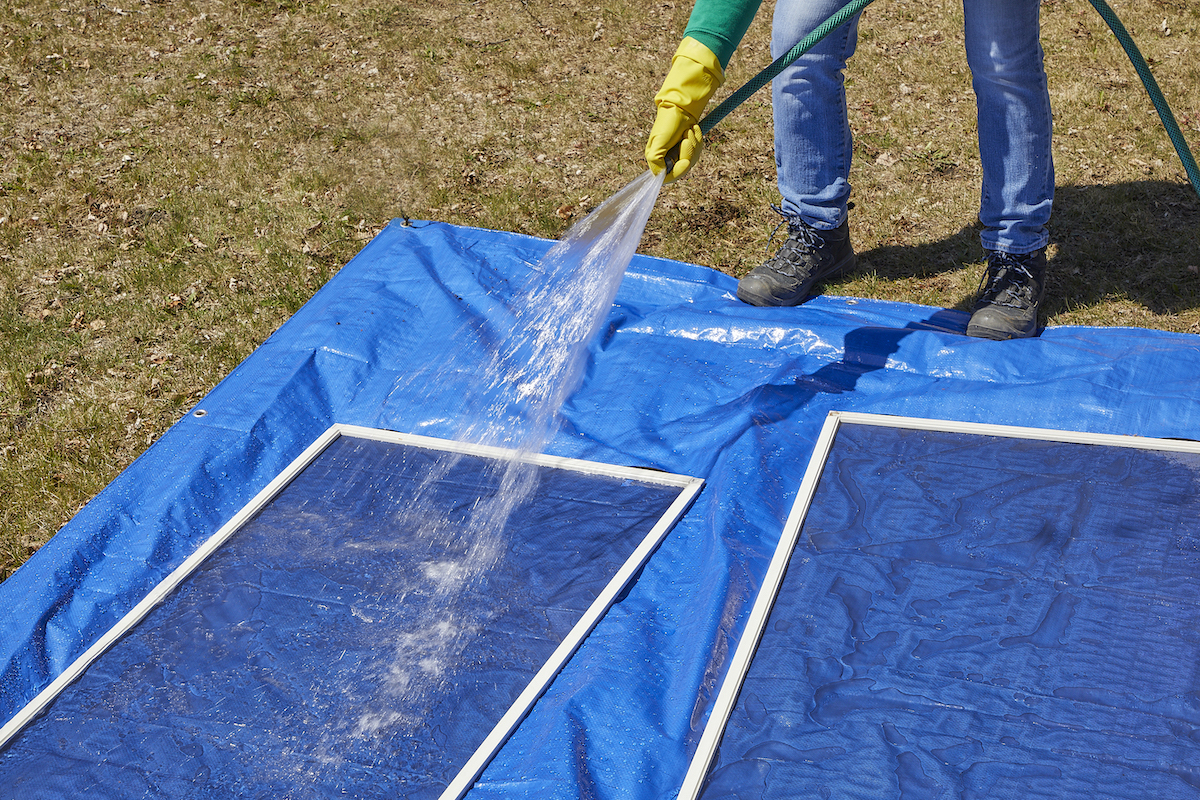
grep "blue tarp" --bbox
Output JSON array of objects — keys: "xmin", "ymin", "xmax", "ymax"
[{"xmin": 2, "ymin": 220, "xmax": 1200, "ymax": 798}]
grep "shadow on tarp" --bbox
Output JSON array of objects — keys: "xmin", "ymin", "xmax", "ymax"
[{"xmin": 749, "ymin": 311, "xmax": 965, "ymax": 426}]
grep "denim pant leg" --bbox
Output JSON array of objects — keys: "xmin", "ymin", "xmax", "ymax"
[
  {"xmin": 964, "ymin": 0, "xmax": 1054, "ymax": 254},
  {"xmin": 772, "ymin": 0, "xmax": 861, "ymax": 230}
]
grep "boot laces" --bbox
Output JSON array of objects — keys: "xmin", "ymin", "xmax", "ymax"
[
  {"xmin": 977, "ymin": 253, "xmax": 1038, "ymax": 310},
  {"xmin": 764, "ymin": 205, "xmax": 823, "ymax": 277}
]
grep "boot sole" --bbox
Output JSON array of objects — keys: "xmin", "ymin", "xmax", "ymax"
[
  {"xmin": 736, "ymin": 253, "xmax": 858, "ymax": 307},
  {"xmin": 965, "ymin": 321, "xmax": 1040, "ymax": 340},
  {"xmin": 965, "ymin": 312, "xmax": 1039, "ymax": 340}
]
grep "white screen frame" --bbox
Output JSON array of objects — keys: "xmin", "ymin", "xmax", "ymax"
[
  {"xmin": 677, "ymin": 410, "xmax": 1200, "ymax": 800},
  {"xmin": 0, "ymin": 424, "xmax": 704, "ymax": 800}
]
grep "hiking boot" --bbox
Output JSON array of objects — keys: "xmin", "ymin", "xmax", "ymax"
[
  {"xmin": 737, "ymin": 217, "xmax": 857, "ymax": 306},
  {"xmin": 966, "ymin": 249, "xmax": 1047, "ymax": 340}
]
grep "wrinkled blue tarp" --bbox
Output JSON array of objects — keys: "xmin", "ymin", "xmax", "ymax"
[{"xmin": 3, "ymin": 220, "xmax": 1200, "ymax": 799}]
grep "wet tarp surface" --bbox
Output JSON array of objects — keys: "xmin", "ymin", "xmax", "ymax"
[
  {"xmin": 2, "ymin": 220, "xmax": 1200, "ymax": 799},
  {"xmin": 701, "ymin": 421, "xmax": 1200, "ymax": 800},
  {"xmin": 0, "ymin": 434, "xmax": 686, "ymax": 799}
]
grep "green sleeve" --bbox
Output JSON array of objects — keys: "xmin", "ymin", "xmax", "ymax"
[{"xmin": 682, "ymin": 0, "xmax": 764, "ymax": 69}]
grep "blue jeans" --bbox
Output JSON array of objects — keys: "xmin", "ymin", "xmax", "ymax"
[{"xmin": 772, "ymin": 0, "xmax": 1053, "ymax": 254}]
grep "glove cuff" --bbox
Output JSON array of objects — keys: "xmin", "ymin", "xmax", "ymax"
[
  {"xmin": 673, "ymin": 37, "xmax": 725, "ymax": 86},
  {"xmin": 653, "ymin": 37, "xmax": 725, "ymax": 124}
]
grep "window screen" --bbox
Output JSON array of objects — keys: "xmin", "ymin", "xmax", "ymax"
[
  {"xmin": 0, "ymin": 426, "xmax": 701, "ymax": 800},
  {"xmin": 682, "ymin": 412, "xmax": 1200, "ymax": 800}
]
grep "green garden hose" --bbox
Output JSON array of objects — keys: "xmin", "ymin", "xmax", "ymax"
[
  {"xmin": 695, "ymin": 0, "xmax": 1200, "ymax": 200},
  {"xmin": 1083, "ymin": 0, "xmax": 1200, "ymax": 196}
]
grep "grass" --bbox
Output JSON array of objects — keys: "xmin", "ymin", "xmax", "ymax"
[{"xmin": 1, "ymin": 0, "xmax": 1198, "ymax": 578}]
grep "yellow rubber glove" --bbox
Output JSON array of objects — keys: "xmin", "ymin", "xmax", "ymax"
[{"xmin": 645, "ymin": 37, "xmax": 725, "ymax": 184}]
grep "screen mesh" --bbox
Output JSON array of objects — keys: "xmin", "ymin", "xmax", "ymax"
[
  {"xmin": 700, "ymin": 422, "xmax": 1200, "ymax": 800},
  {"xmin": 0, "ymin": 433, "xmax": 689, "ymax": 800}
]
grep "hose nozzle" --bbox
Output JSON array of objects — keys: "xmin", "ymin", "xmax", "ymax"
[{"xmin": 663, "ymin": 142, "xmax": 682, "ymax": 178}]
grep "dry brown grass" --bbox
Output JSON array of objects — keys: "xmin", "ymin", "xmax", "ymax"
[{"xmin": 1, "ymin": 0, "xmax": 1198, "ymax": 577}]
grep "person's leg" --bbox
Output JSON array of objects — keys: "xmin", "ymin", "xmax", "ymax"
[
  {"xmin": 771, "ymin": 0, "xmax": 862, "ymax": 230},
  {"xmin": 964, "ymin": 0, "xmax": 1053, "ymax": 339},
  {"xmin": 737, "ymin": 0, "xmax": 860, "ymax": 307},
  {"xmin": 964, "ymin": 0, "xmax": 1054, "ymax": 255}
]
